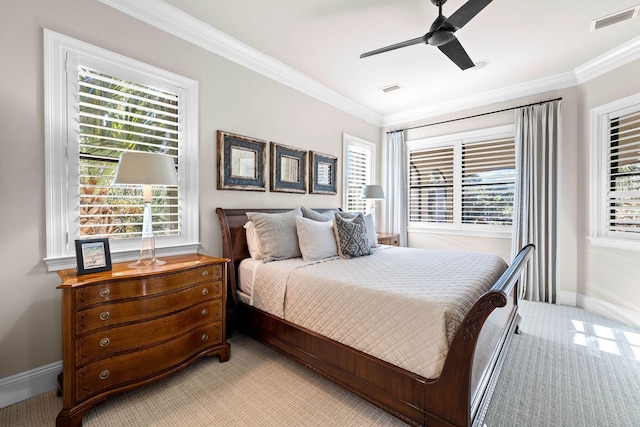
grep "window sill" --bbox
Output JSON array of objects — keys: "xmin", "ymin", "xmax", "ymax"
[
  {"xmin": 407, "ymin": 226, "xmax": 512, "ymax": 239},
  {"xmin": 45, "ymin": 243, "xmax": 200, "ymax": 272},
  {"xmin": 588, "ymin": 236, "xmax": 640, "ymax": 252}
]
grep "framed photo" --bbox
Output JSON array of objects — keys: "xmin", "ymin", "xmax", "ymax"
[
  {"xmin": 270, "ymin": 142, "xmax": 307, "ymax": 193},
  {"xmin": 217, "ymin": 130, "xmax": 267, "ymax": 191},
  {"xmin": 309, "ymin": 151, "xmax": 338, "ymax": 194},
  {"xmin": 75, "ymin": 238, "xmax": 112, "ymax": 275}
]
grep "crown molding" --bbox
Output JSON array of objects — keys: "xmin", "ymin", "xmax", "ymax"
[
  {"xmin": 100, "ymin": 0, "xmax": 640, "ymax": 129},
  {"xmin": 574, "ymin": 35, "xmax": 640, "ymax": 85},
  {"xmin": 382, "ymin": 71, "xmax": 577, "ymax": 127},
  {"xmin": 98, "ymin": 0, "xmax": 382, "ymax": 126}
]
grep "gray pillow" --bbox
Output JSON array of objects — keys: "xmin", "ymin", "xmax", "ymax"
[
  {"xmin": 246, "ymin": 208, "xmax": 302, "ymax": 262},
  {"xmin": 333, "ymin": 212, "xmax": 372, "ymax": 259},
  {"xmin": 300, "ymin": 206, "xmax": 336, "ymax": 222},
  {"xmin": 334, "ymin": 211, "xmax": 377, "ymax": 248}
]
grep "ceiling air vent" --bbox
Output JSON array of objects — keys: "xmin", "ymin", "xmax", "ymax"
[
  {"xmin": 381, "ymin": 84, "xmax": 402, "ymax": 93},
  {"xmin": 591, "ymin": 5, "xmax": 640, "ymax": 30}
]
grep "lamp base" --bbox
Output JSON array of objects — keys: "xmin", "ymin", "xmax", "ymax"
[
  {"xmin": 129, "ymin": 201, "xmax": 166, "ymax": 268},
  {"xmin": 127, "ymin": 258, "xmax": 166, "ymax": 269}
]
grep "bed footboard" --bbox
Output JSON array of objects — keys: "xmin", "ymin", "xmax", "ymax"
[{"xmin": 427, "ymin": 244, "xmax": 534, "ymax": 427}]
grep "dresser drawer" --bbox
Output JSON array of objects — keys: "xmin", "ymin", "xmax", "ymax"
[
  {"xmin": 75, "ymin": 264, "xmax": 223, "ymax": 309},
  {"xmin": 75, "ymin": 322, "xmax": 222, "ymax": 402},
  {"xmin": 75, "ymin": 280, "xmax": 222, "ymax": 335},
  {"xmin": 76, "ymin": 300, "xmax": 222, "ymax": 365}
]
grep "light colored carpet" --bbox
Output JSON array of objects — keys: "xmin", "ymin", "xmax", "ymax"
[{"xmin": 1, "ymin": 301, "xmax": 639, "ymax": 426}]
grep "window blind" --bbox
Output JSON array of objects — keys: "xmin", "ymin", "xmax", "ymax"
[
  {"xmin": 78, "ymin": 66, "xmax": 180, "ymax": 239},
  {"xmin": 461, "ymin": 138, "xmax": 515, "ymax": 225},
  {"xmin": 409, "ymin": 136, "xmax": 515, "ymax": 227},
  {"xmin": 345, "ymin": 145, "xmax": 370, "ymax": 212},
  {"xmin": 608, "ymin": 110, "xmax": 640, "ymax": 234},
  {"xmin": 409, "ymin": 146, "xmax": 454, "ymax": 223}
]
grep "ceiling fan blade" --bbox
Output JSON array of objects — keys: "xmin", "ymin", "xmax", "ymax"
[
  {"xmin": 438, "ymin": 37, "xmax": 475, "ymax": 70},
  {"xmin": 446, "ymin": 0, "xmax": 493, "ymax": 30},
  {"xmin": 360, "ymin": 35, "xmax": 426, "ymax": 58}
]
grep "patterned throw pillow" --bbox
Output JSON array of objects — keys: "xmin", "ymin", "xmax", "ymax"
[
  {"xmin": 333, "ymin": 212, "xmax": 372, "ymax": 259},
  {"xmin": 334, "ymin": 211, "xmax": 377, "ymax": 248}
]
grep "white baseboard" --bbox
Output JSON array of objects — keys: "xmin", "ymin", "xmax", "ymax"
[
  {"xmin": 0, "ymin": 361, "xmax": 61, "ymax": 409},
  {"xmin": 561, "ymin": 292, "xmax": 640, "ymax": 330}
]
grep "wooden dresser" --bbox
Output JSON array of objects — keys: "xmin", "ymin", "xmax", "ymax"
[{"xmin": 56, "ymin": 254, "xmax": 229, "ymax": 427}]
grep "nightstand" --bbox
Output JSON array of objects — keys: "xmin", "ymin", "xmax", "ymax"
[{"xmin": 376, "ymin": 233, "xmax": 400, "ymax": 246}]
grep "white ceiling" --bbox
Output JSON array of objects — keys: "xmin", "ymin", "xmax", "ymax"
[{"xmin": 141, "ymin": 1, "xmax": 640, "ymax": 122}]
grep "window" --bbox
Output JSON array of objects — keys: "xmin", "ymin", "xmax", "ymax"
[
  {"xmin": 44, "ymin": 30, "xmax": 199, "ymax": 270},
  {"xmin": 590, "ymin": 94, "xmax": 640, "ymax": 249},
  {"xmin": 342, "ymin": 134, "xmax": 376, "ymax": 213},
  {"xmin": 408, "ymin": 125, "xmax": 515, "ymax": 236}
]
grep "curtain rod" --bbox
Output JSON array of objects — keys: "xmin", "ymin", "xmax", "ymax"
[{"xmin": 388, "ymin": 97, "xmax": 563, "ymax": 134}]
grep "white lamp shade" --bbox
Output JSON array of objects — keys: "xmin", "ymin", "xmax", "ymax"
[
  {"xmin": 113, "ymin": 152, "xmax": 178, "ymax": 186},
  {"xmin": 361, "ymin": 184, "xmax": 385, "ymax": 200}
]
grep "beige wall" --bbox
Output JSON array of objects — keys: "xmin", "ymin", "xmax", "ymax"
[
  {"xmin": 577, "ymin": 59, "xmax": 640, "ymax": 325},
  {"xmin": 0, "ymin": 0, "xmax": 379, "ymax": 379}
]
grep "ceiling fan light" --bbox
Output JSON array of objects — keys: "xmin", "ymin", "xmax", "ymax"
[
  {"xmin": 472, "ymin": 60, "xmax": 489, "ymax": 70},
  {"xmin": 428, "ymin": 30, "xmax": 455, "ymax": 47}
]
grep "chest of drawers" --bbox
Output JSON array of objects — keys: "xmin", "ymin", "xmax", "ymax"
[{"xmin": 56, "ymin": 254, "xmax": 229, "ymax": 427}]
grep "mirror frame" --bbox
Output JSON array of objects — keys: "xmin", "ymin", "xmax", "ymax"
[
  {"xmin": 309, "ymin": 151, "xmax": 338, "ymax": 195},
  {"xmin": 217, "ymin": 130, "xmax": 267, "ymax": 191},
  {"xmin": 270, "ymin": 142, "xmax": 307, "ymax": 193}
]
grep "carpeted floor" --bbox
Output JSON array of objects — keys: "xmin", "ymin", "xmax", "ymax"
[{"xmin": 1, "ymin": 301, "xmax": 639, "ymax": 426}]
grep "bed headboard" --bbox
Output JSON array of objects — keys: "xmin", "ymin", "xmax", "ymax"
[{"xmin": 215, "ymin": 207, "xmax": 337, "ymax": 305}]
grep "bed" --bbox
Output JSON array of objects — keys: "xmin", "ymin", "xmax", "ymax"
[{"xmin": 216, "ymin": 207, "xmax": 534, "ymax": 427}]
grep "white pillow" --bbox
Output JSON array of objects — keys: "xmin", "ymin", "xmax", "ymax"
[
  {"xmin": 243, "ymin": 221, "xmax": 263, "ymax": 260},
  {"xmin": 246, "ymin": 208, "xmax": 302, "ymax": 262},
  {"xmin": 295, "ymin": 216, "xmax": 338, "ymax": 261}
]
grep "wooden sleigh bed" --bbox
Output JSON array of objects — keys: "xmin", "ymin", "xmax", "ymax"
[{"xmin": 216, "ymin": 207, "xmax": 534, "ymax": 427}]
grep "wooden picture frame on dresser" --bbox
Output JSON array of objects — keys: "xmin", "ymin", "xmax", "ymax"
[{"xmin": 56, "ymin": 254, "xmax": 230, "ymax": 427}]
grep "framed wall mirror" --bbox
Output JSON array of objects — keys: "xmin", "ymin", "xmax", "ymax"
[
  {"xmin": 270, "ymin": 142, "xmax": 307, "ymax": 193},
  {"xmin": 217, "ymin": 130, "xmax": 267, "ymax": 191},
  {"xmin": 309, "ymin": 151, "xmax": 337, "ymax": 194}
]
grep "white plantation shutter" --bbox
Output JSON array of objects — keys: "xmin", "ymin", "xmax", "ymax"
[
  {"xmin": 461, "ymin": 138, "xmax": 515, "ymax": 225},
  {"xmin": 343, "ymin": 135, "xmax": 375, "ymax": 213},
  {"xmin": 409, "ymin": 146, "xmax": 454, "ymax": 223},
  {"xmin": 606, "ymin": 109, "xmax": 640, "ymax": 235},
  {"xmin": 408, "ymin": 126, "xmax": 515, "ymax": 231},
  {"xmin": 78, "ymin": 66, "xmax": 180, "ymax": 239}
]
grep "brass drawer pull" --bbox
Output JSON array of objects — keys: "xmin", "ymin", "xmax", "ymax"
[
  {"xmin": 99, "ymin": 370, "xmax": 110, "ymax": 380},
  {"xmin": 201, "ymin": 270, "xmax": 208, "ymax": 277},
  {"xmin": 99, "ymin": 338, "xmax": 110, "ymax": 347},
  {"xmin": 99, "ymin": 312, "xmax": 110, "ymax": 321},
  {"xmin": 201, "ymin": 287, "xmax": 209, "ymax": 296},
  {"xmin": 99, "ymin": 288, "xmax": 110, "ymax": 297},
  {"xmin": 201, "ymin": 334, "xmax": 209, "ymax": 342},
  {"xmin": 201, "ymin": 308, "xmax": 209, "ymax": 316}
]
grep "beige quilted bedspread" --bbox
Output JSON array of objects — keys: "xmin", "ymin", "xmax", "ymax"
[{"xmin": 250, "ymin": 246, "xmax": 507, "ymax": 379}]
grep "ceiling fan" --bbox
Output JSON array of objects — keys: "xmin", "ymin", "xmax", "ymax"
[{"xmin": 360, "ymin": 0, "xmax": 493, "ymax": 70}]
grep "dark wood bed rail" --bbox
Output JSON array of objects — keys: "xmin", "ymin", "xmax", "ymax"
[{"xmin": 216, "ymin": 207, "xmax": 535, "ymax": 426}]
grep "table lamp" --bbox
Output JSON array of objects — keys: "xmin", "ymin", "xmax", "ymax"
[
  {"xmin": 361, "ymin": 184, "xmax": 385, "ymax": 201},
  {"xmin": 112, "ymin": 151, "xmax": 178, "ymax": 268},
  {"xmin": 361, "ymin": 184, "xmax": 385, "ymax": 224}
]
